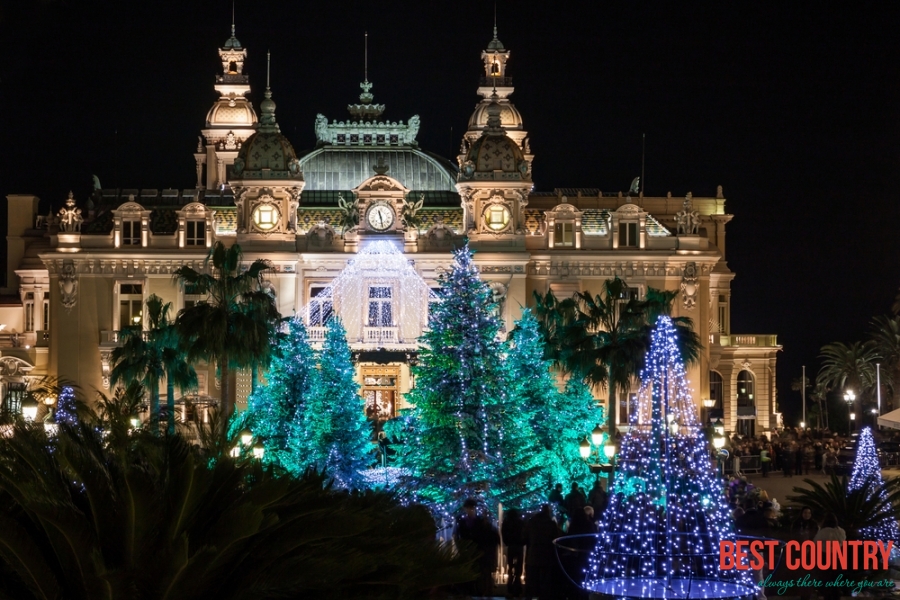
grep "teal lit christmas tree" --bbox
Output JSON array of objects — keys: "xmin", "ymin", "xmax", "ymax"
[
  {"xmin": 584, "ymin": 316, "xmax": 754, "ymax": 599},
  {"xmin": 848, "ymin": 426, "xmax": 900, "ymax": 543},
  {"xmin": 398, "ymin": 244, "xmax": 542, "ymax": 512},
  {"xmin": 242, "ymin": 318, "xmax": 319, "ymax": 474},
  {"xmin": 508, "ymin": 308, "xmax": 604, "ymax": 489},
  {"xmin": 303, "ymin": 318, "xmax": 372, "ymax": 489}
]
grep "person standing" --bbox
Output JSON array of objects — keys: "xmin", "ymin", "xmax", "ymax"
[
  {"xmin": 502, "ymin": 508, "xmax": 526, "ymax": 598},
  {"xmin": 525, "ymin": 504, "xmax": 562, "ymax": 599},
  {"xmin": 760, "ymin": 445, "xmax": 771, "ymax": 478},
  {"xmin": 454, "ymin": 498, "xmax": 500, "ymax": 596},
  {"xmin": 564, "ymin": 482, "xmax": 586, "ymax": 520},
  {"xmin": 588, "ymin": 479, "xmax": 608, "ymax": 517}
]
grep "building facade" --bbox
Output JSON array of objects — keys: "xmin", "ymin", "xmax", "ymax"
[{"xmin": 0, "ymin": 27, "xmax": 780, "ymax": 437}]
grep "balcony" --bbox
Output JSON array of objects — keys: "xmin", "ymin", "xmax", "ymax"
[
  {"xmin": 364, "ymin": 327, "xmax": 399, "ymax": 345},
  {"xmin": 736, "ymin": 406, "xmax": 757, "ymax": 417},
  {"xmin": 479, "ymin": 76, "xmax": 513, "ymax": 88},
  {"xmin": 709, "ymin": 333, "xmax": 778, "ymax": 347}
]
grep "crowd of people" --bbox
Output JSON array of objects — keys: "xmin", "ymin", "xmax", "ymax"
[
  {"xmin": 454, "ymin": 479, "xmax": 608, "ymax": 599},
  {"xmin": 726, "ymin": 427, "xmax": 865, "ymax": 478}
]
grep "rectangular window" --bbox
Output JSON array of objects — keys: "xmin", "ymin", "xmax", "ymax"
[
  {"xmin": 618, "ymin": 392, "xmax": 636, "ymax": 425},
  {"xmin": 119, "ymin": 284, "xmax": 143, "ymax": 328},
  {"xmin": 308, "ymin": 286, "xmax": 333, "ymax": 326},
  {"xmin": 183, "ymin": 284, "xmax": 203, "ymax": 311},
  {"xmin": 122, "ymin": 220, "xmax": 141, "ymax": 246},
  {"xmin": 427, "ymin": 287, "xmax": 442, "ymax": 325},
  {"xmin": 186, "ymin": 220, "xmax": 206, "ymax": 246},
  {"xmin": 554, "ymin": 222, "xmax": 574, "ymax": 247},
  {"xmin": 42, "ymin": 299, "xmax": 49, "ymax": 331},
  {"xmin": 3, "ymin": 382, "xmax": 25, "ymax": 415},
  {"xmin": 367, "ymin": 286, "xmax": 392, "ymax": 326},
  {"xmin": 24, "ymin": 292, "xmax": 34, "ymax": 332},
  {"xmin": 718, "ymin": 305, "xmax": 727, "ymax": 333},
  {"xmin": 618, "ymin": 222, "xmax": 638, "ymax": 247}
]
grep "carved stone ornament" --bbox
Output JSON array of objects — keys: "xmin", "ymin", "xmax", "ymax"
[
  {"xmin": 59, "ymin": 261, "xmax": 78, "ymax": 311},
  {"xmin": 681, "ymin": 261, "xmax": 699, "ymax": 310},
  {"xmin": 308, "ymin": 221, "xmax": 335, "ymax": 245},
  {"xmin": 675, "ymin": 192, "xmax": 700, "ymax": 236},
  {"xmin": 57, "ymin": 192, "xmax": 83, "ymax": 233},
  {"xmin": 0, "ymin": 357, "xmax": 24, "ymax": 377}
]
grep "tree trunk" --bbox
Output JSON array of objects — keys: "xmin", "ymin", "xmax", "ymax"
[
  {"xmin": 166, "ymin": 375, "xmax": 175, "ymax": 436},
  {"xmin": 150, "ymin": 379, "xmax": 160, "ymax": 436},
  {"xmin": 220, "ymin": 357, "xmax": 233, "ymax": 430}
]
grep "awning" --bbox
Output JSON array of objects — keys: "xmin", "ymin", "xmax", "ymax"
[{"xmin": 877, "ymin": 407, "xmax": 900, "ymax": 429}]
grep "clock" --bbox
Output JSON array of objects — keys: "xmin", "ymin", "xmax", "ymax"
[{"xmin": 366, "ymin": 203, "xmax": 395, "ymax": 231}]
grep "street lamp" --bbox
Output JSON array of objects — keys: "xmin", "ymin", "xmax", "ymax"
[
  {"xmin": 591, "ymin": 423, "xmax": 604, "ymax": 446},
  {"xmin": 579, "ymin": 437, "xmax": 591, "ymax": 459},
  {"xmin": 712, "ymin": 434, "xmax": 727, "ymax": 478},
  {"xmin": 701, "ymin": 397, "xmax": 715, "ymax": 425},
  {"xmin": 252, "ymin": 442, "xmax": 265, "ymax": 460},
  {"xmin": 240, "ymin": 428, "xmax": 253, "ymax": 447},
  {"xmin": 844, "ymin": 390, "xmax": 856, "ymax": 434},
  {"xmin": 129, "ymin": 412, "xmax": 141, "ymax": 429},
  {"xmin": 21, "ymin": 397, "xmax": 38, "ymax": 422},
  {"xmin": 713, "ymin": 418, "xmax": 725, "ymax": 437}
]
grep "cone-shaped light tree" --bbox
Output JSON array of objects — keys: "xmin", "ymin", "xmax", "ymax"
[
  {"xmin": 848, "ymin": 426, "xmax": 900, "ymax": 543},
  {"xmin": 508, "ymin": 308, "xmax": 604, "ymax": 490},
  {"xmin": 302, "ymin": 318, "xmax": 372, "ymax": 489},
  {"xmin": 241, "ymin": 318, "xmax": 319, "ymax": 474},
  {"xmin": 397, "ymin": 244, "xmax": 543, "ymax": 513},
  {"xmin": 584, "ymin": 316, "xmax": 753, "ymax": 598}
]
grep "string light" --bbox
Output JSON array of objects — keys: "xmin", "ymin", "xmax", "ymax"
[
  {"xmin": 584, "ymin": 316, "xmax": 755, "ymax": 598},
  {"xmin": 848, "ymin": 426, "xmax": 900, "ymax": 544}
]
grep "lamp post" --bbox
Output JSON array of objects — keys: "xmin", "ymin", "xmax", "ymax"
[
  {"xmin": 701, "ymin": 398, "xmax": 715, "ymax": 427},
  {"xmin": 844, "ymin": 390, "xmax": 856, "ymax": 435},
  {"xmin": 713, "ymin": 418, "xmax": 725, "ymax": 438},
  {"xmin": 21, "ymin": 397, "xmax": 38, "ymax": 422},
  {"xmin": 713, "ymin": 434, "xmax": 726, "ymax": 478},
  {"xmin": 580, "ymin": 425, "xmax": 616, "ymax": 481}
]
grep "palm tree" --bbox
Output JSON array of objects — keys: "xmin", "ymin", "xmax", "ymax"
[
  {"xmin": 869, "ymin": 315, "xmax": 900, "ymax": 412},
  {"xmin": 0, "ymin": 416, "xmax": 475, "ymax": 599},
  {"xmin": 173, "ymin": 242, "xmax": 280, "ymax": 425},
  {"xmin": 110, "ymin": 294, "xmax": 197, "ymax": 434},
  {"xmin": 817, "ymin": 341, "xmax": 878, "ymax": 417},
  {"xmin": 543, "ymin": 278, "xmax": 703, "ymax": 431}
]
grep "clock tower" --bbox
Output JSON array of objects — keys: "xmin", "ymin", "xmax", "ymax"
[{"xmin": 351, "ymin": 162, "xmax": 411, "ymax": 242}]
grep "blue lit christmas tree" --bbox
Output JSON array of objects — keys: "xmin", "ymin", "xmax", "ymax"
[
  {"xmin": 508, "ymin": 308, "xmax": 604, "ymax": 490},
  {"xmin": 55, "ymin": 385, "xmax": 78, "ymax": 426},
  {"xmin": 303, "ymin": 318, "xmax": 372, "ymax": 489},
  {"xmin": 848, "ymin": 426, "xmax": 900, "ymax": 543},
  {"xmin": 584, "ymin": 316, "xmax": 754, "ymax": 599},
  {"xmin": 242, "ymin": 317, "xmax": 319, "ymax": 474}
]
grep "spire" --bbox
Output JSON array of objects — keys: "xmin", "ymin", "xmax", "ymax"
[
  {"xmin": 224, "ymin": 2, "xmax": 241, "ymax": 49},
  {"xmin": 488, "ymin": 2, "xmax": 504, "ymax": 50},
  {"xmin": 258, "ymin": 51, "xmax": 279, "ymax": 133},
  {"xmin": 348, "ymin": 31, "xmax": 384, "ymax": 120}
]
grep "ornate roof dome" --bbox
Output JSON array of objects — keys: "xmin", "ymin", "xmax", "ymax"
[
  {"xmin": 459, "ymin": 96, "xmax": 529, "ymax": 181},
  {"xmin": 468, "ymin": 99, "xmax": 523, "ymax": 131},
  {"xmin": 206, "ymin": 100, "xmax": 257, "ymax": 128},
  {"xmin": 230, "ymin": 88, "xmax": 302, "ymax": 180}
]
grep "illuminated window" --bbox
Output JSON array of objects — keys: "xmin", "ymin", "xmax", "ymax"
[
  {"xmin": 718, "ymin": 294, "xmax": 728, "ymax": 334},
  {"xmin": 308, "ymin": 286, "xmax": 333, "ymax": 326},
  {"xmin": 709, "ymin": 371, "xmax": 723, "ymax": 410},
  {"xmin": 186, "ymin": 220, "xmax": 206, "ymax": 246},
  {"xmin": 484, "ymin": 205, "xmax": 511, "ymax": 231},
  {"xmin": 368, "ymin": 286, "xmax": 392, "ymax": 327},
  {"xmin": 3, "ymin": 382, "xmax": 25, "ymax": 415},
  {"xmin": 252, "ymin": 205, "xmax": 278, "ymax": 230},
  {"xmin": 119, "ymin": 284, "xmax": 143, "ymax": 328},
  {"xmin": 122, "ymin": 220, "xmax": 141, "ymax": 246},
  {"xmin": 23, "ymin": 293, "xmax": 34, "ymax": 332},
  {"xmin": 618, "ymin": 222, "xmax": 638, "ymax": 247},
  {"xmin": 554, "ymin": 222, "xmax": 574, "ymax": 247},
  {"xmin": 42, "ymin": 298, "xmax": 49, "ymax": 331},
  {"xmin": 737, "ymin": 370, "xmax": 755, "ymax": 407}
]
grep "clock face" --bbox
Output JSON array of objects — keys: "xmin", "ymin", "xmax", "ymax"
[{"xmin": 366, "ymin": 204, "xmax": 395, "ymax": 231}]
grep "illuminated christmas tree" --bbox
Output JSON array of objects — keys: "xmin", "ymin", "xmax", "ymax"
[
  {"xmin": 584, "ymin": 316, "xmax": 753, "ymax": 598},
  {"xmin": 243, "ymin": 317, "xmax": 319, "ymax": 474},
  {"xmin": 397, "ymin": 244, "xmax": 543, "ymax": 513},
  {"xmin": 303, "ymin": 318, "xmax": 372, "ymax": 489},
  {"xmin": 508, "ymin": 308, "xmax": 604, "ymax": 490},
  {"xmin": 848, "ymin": 426, "xmax": 900, "ymax": 543},
  {"xmin": 55, "ymin": 385, "xmax": 78, "ymax": 426}
]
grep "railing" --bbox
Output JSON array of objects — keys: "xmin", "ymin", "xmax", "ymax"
[
  {"xmin": 364, "ymin": 326, "xmax": 398, "ymax": 345},
  {"xmin": 479, "ymin": 76, "xmax": 513, "ymax": 87},
  {"xmin": 308, "ymin": 327, "xmax": 327, "ymax": 342},
  {"xmin": 0, "ymin": 333, "xmax": 22, "ymax": 348},
  {"xmin": 709, "ymin": 333, "xmax": 779, "ymax": 347},
  {"xmin": 736, "ymin": 406, "xmax": 757, "ymax": 417}
]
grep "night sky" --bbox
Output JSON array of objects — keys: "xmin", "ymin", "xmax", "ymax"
[{"xmin": 2, "ymin": 1, "xmax": 899, "ymax": 422}]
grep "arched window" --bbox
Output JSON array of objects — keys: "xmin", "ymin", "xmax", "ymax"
[
  {"xmin": 737, "ymin": 370, "xmax": 755, "ymax": 407},
  {"xmin": 709, "ymin": 371, "xmax": 723, "ymax": 409}
]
